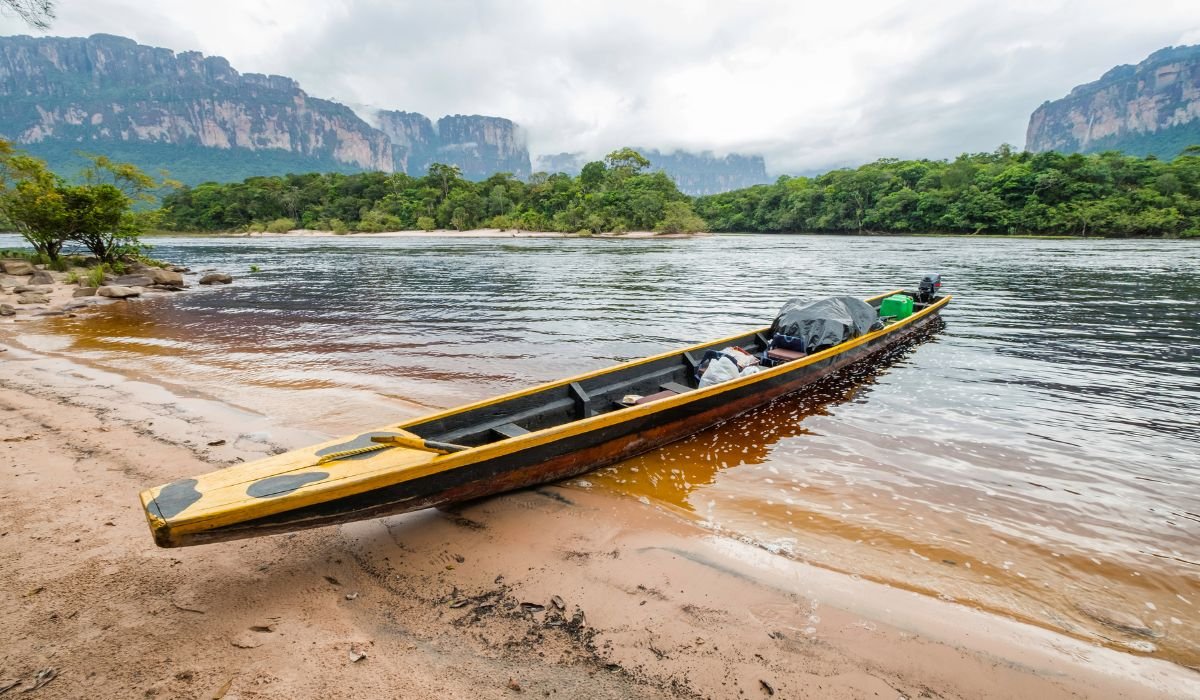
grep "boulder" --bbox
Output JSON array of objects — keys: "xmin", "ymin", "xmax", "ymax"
[
  {"xmin": 0, "ymin": 304, "xmax": 14, "ymax": 316},
  {"xmin": 17, "ymin": 292, "xmax": 49, "ymax": 304},
  {"xmin": 13, "ymin": 285, "xmax": 51, "ymax": 294},
  {"xmin": 1, "ymin": 260, "xmax": 35, "ymax": 275},
  {"xmin": 170, "ymin": 266, "xmax": 191, "ymax": 273},
  {"xmin": 148, "ymin": 268, "xmax": 184, "ymax": 286},
  {"xmin": 113, "ymin": 274, "xmax": 153, "ymax": 287},
  {"xmin": 73, "ymin": 287, "xmax": 98, "ymax": 297},
  {"xmin": 97, "ymin": 285, "xmax": 141, "ymax": 299},
  {"xmin": 27, "ymin": 269, "xmax": 54, "ymax": 285},
  {"xmin": 199, "ymin": 273, "xmax": 233, "ymax": 285}
]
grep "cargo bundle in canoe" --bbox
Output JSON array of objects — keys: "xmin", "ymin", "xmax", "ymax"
[{"xmin": 140, "ymin": 280, "xmax": 951, "ymax": 547}]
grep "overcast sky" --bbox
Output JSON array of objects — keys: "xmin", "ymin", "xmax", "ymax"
[{"xmin": 3, "ymin": 0, "xmax": 1199, "ymax": 174}]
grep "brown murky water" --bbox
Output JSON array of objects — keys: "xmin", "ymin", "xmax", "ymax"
[{"xmin": 6, "ymin": 233, "xmax": 1198, "ymax": 667}]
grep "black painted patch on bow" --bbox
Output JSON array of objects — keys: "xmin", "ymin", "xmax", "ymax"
[
  {"xmin": 246, "ymin": 472, "xmax": 330, "ymax": 499},
  {"xmin": 150, "ymin": 479, "xmax": 202, "ymax": 519},
  {"xmin": 314, "ymin": 431, "xmax": 403, "ymax": 461}
]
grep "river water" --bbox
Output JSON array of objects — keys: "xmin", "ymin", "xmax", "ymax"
[{"xmin": 5, "ymin": 233, "xmax": 1198, "ymax": 667}]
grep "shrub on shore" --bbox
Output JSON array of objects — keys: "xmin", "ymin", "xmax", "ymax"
[
  {"xmin": 655, "ymin": 201, "xmax": 708, "ymax": 234},
  {"xmin": 265, "ymin": 217, "xmax": 296, "ymax": 233},
  {"xmin": 85, "ymin": 264, "xmax": 107, "ymax": 287}
]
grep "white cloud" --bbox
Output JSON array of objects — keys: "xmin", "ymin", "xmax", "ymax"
[{"xmin": 3, "ymin": 0, "xmax": 1198, "ymax": 174}]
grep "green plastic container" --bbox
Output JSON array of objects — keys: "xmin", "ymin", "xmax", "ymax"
[{"xmin": 879, "ymin": 294, "xmax": 914, "ymax": 320}]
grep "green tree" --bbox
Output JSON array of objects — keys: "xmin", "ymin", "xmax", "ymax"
[
  {"xmin": 579, "ymin": 161, "xmax": 607, "ymax": 191},
  {"xmin": 426, "ymin": 163, "xmax": 463, "ymax": 199},
  {"xmin": 71, "ymin": 153, "xmax": 170, "ymax": 261},
  {"xmin": 59, "ymin": 182, "xmax": 137, "ymax": 262},
  {"xmin": 0, "ymin": 146, "xmax": 70, "ymax": 260},
  {"xmin": 604, "ymin": 148, "xmax": 651, "ymax": 181}
]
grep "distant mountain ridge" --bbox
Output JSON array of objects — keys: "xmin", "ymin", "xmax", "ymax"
[
  {"xmin": 0, "ymin": 33, "xmax": 527, "ymax": 183},
  {"xmin": 0, "ymin": 33, "xmax": 769, "ymax": 194},
  {"xmin": 1026, "ymin": 44, "xmax": 1200, "ymax": 158}
]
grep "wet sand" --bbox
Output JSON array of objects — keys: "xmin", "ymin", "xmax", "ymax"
[{"xmin": 0, "ymin": 342, "xmax": 1196, "ymax": 698}]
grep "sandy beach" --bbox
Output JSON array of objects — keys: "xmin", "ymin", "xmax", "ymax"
[{"xmin": 1, "ymin": 331, "xmax": 1197, "ymax": 698}]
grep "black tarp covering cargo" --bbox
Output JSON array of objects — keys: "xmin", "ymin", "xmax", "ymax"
[{"xmin": 770, "ymin": 296, "xmax": 883, "ymax": 352}]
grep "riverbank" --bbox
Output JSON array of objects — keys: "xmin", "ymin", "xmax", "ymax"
[
  {"xmin": 142, "ymin": 228, "xmax": 712, "ymax": 239},
  {"xmin": 138, "ymin": 228, "xmax": 1198, "ymax": 240},
  {"xmin": 0, "ymin": 340, "xmax": 1196, "ymax": 698}
]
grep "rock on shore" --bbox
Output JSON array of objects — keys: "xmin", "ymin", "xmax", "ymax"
[
  {"xmin": 97, "ymin": 285, "xmax": 141, "ymax": 299},
  {"xmin": 16, "ymin": 291, "xmax": 50, "ymax": 304},
  {"xmin": 28, "ymin": 269, "xmax": 54, "ymax": 285},
  {"xmin": 149, "ymin": 268, "xmax": 184, "ymax": 286},
  {"xmin": 0, "ymin": 260, "xmax": 34, "ymax": 275}
]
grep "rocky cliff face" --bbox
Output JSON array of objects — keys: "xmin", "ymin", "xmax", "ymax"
[
  {"xmin": 1026, "ymin": 45, "xmax": 1200, "ymax": 158},
  {"xmin": 435, "ymin": 115, "xmax": 530, "ymax": 180},
  {"xmin": 641, "ymin": 149, "xmax": 770, "ymax": 196},
  {"xmin": 0, "ymin": 33, "xmax": 394, "ymax": 173},
  {"xmin": 377, "ymin": 111, "xmax": 529, "ymax": 179},
  {"xmin": 375, "ymin": 110, "xmax": 437, "ymax": 175}
]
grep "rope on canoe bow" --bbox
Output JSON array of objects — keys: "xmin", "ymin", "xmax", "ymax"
[{"xmin": 316, "ymin": 443, "xmax": 391, "ymax": 464}]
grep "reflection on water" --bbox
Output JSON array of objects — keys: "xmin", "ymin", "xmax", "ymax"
[{"xmin": 4, "ymin": 233, "xmax": 1198, "ymax": 666}]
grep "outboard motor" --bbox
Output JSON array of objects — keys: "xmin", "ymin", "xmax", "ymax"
[{"xmin": 917, "ymin": 273, "xmax": 942, "ymax": 303}]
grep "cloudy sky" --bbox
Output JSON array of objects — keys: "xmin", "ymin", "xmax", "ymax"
[{"xmin": 3, "ymin": 0, "xmax": 1199, "ymax": 174}]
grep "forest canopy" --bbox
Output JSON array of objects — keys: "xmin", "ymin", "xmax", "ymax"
[
  {"xmin": 696, "ymin": 146, "xmax": 1200, "ymax": 237},
  {"xmin": 158, "ymin": 148, "xmax": 706, "ymax": 235},
  {"xmin": 25, "ymin": 144, "xmax": 1200, "ymax": 239}
]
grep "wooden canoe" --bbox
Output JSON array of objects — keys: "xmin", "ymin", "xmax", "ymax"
[{"xmin": 140, "ymin": 288, "xmax": 951, "ymax": 547}]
